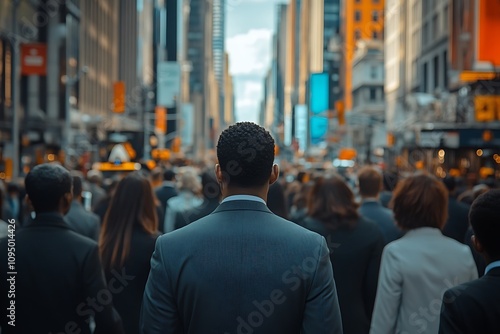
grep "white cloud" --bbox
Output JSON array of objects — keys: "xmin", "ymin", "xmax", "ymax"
[
  {"xmin": 234, "ymin": 79, "xmax": 263, "ymax": 123},
  {"xmin": 227, "ymin": 29, "xmax": 273, "ymax": 76}
]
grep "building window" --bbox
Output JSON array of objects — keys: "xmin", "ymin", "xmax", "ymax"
[
  {"xmin": 443, "ymin": 50, "xmax": 448, "ymax": 88},
  {"xmin": 372, "ymin": 31, "xmax": 378, "ymax": 39},
  {"xmin": 432, "ymin": 14, "xmax": 439, "ymax": 37},
  {"xmin": 434, "ymin": 55, "xmax": 439, "ymax": 89},
  {"xmin": 373, "ymin": 0, "xmax": 379, "ymax": 3},
  {"xmin": 356, "ymin": 0, "xmax": 361, "ymax": 3},
  {"xmin": 423, "ymin": 22, "xmax": 429, "ymax": 46},
  {"xmin": 423, "ymin": 62, "xmax": 428, "ymax": 92},
  {"xmin": 355, "ymin": 11, "xmax": 361, "ymax": 22},
  {"xmin": 443, "ymin": 5, "xmax": 449, "ymax": 32},
  {"xmin": 372, "ymin": 10, "xmax": 379, "ymax": 22},
  {"xmin": 369, "ymin": 88, "xmax": 377, "ymax": 101},
  {"xmin": 423, "ymin": 0, "xmax": 429, "ymax": 15},
  {"xmin": 355, "ymin": 29, "xmax": 361, "ymax": 40},
  {"xmin": 370, "ymin": 66, "xmax": 377, "ymax": 79},
  {"xmin": 412, "ymin": 60, "xmax": 418, "ymax": 85}
]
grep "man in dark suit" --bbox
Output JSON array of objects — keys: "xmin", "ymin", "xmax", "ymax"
[
  {"xmin": 379, "ymin": 171, "xmax": 397, "ymax": 208},
  {"xmin": 141, "ymin": 122, "xmax": 343, "ymax": 334},
  {"xmin": 174, "ymin": 169, "xmax": 221, "ymax": 230},
  {"xmin": 155, "ymin": 169, "xmax": 178, "ymax": 214},
  {"xmin": 358, "ymin": 166, "xmax": 401, "ymax": 244},
  {"xmin": 0, "ymin": 164, "xmax": 123, "ymax": 334},
  {"xmin": 65, "ymin": 174, "xmax": 101, "ymax": 241},
  {"xmin": 440, "ymin": 189, "xmax": 500, "ymax": 333},
  {"xmin": 442, "ymin": 176, "xmax": 471, "ymax": 243}
]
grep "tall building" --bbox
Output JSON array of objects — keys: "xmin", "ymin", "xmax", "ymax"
[
  {"xmin": 119, "ymin": 0, "xmax": 154, "ymax": 106},
  {"xmin": 223, "ymin": 52, "xmax": 235, "ymax": 126},
  {"xmin": 212, "ymin": 0, "xmax": 224, "ymax": 87},
  {"xmin": 350, "ymin": 39, "xmax": 385, "ymax": 162},
  {"xmin": 323, "ymin": 0, "xmax": 342, "ymax": 108},
  {"xmin": 80, "ymin": 0, "xmax": 120, "ymax": 134},
  {"xmin": 186, "ymin": 0, "xmax": 220, "ymax": 156},
  {"xmin": 0, "ymin": 0, "xmax": 89, "ymax": 173},
  {"xmin": 384, "ymin": 0, "xmax": 407, "ymax": 132},
  {"xmin": 212, "ymin": 0, "xmax": 225, "ymax": 128},
  {"xmin": 275, "ymin": 3, "xmax": 288, "ymax": 144},
  {"xmin": 342, "ymin": 0, "xmax": 385, "ymax": 112},
  {"xmin": 279, "ymin": 0, "xmax": 343, "ymax": 151},
  {"xmin": 419, "ymin": 0, "xmax": 449, "ymax": 94}
]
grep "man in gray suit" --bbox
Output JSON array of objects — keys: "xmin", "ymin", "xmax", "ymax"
[
  {"xmin": 141, "ymin": 122, "xmax": 343, "ymax": 334},
  {"xmin": 65, "ymin": 175, "xmax": 100, "ymax": 241}
]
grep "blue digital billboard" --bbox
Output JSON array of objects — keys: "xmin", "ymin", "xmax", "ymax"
[{"xmin": 310, "ymin": 72, "xmax": 329, "ymax": 114}]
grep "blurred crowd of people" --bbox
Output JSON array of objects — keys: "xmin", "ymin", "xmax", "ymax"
[{"xmin": 1, "ymin": 123, "xmax": 500, "ymax": 333}]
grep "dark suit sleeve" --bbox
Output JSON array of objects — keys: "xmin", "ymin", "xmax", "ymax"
[
  {"xmin": 92, "ymin": 215, "xmax": 101, "ymax": 241},
  {"xmin": 82, "ymin": 244, "xmax": 124, "ymax": 334},
  {"xmin": 439, "ymin": 289, "xmax": 466, "ymax": 334},
  {"xmin": 363, "ymin": 232, "xmax": 384, "ymax": 319},
  {"xmin": 141, "ymin": 236, "xmax": 183, "ymax": 334},
  {"xmin": 301, "ymin": 237, "xmax": 343, "ymax": 334}
]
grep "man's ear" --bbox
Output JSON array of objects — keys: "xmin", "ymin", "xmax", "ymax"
[
  {"xmin": 25, "ymin": 194, "xmax": 34, "ymax": 211},
  {"xmin": 269, "ymin": 164, "xmax": 279, "ymax": 185},
  {"xmin": 215, "ymin": 164, "xmax": 223, "ymax": 184},
  {"xmin": 471, "ymin": 235, "xmax": 484, "ymax": 254},
  {"xmin": 61, "ymin": 192, "xmax": 73, "ymax": 215}
]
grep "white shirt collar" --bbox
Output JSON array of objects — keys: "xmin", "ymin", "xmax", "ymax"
[
  {"xmin": 485, "ymin": 260, "xmax": 500, "ymax": 275},
  {"xmin": 221, "ymin": 195, "xmax": 266, "ymax": 205}
]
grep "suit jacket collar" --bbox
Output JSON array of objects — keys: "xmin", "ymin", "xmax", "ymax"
[
  {"xmin": 212, "ymin": 200, "xmax": 273, "ymax": 215},
  {"xmin": 404, "ymin": 227, "xmax": 442, "ymax": 238},
  {"xmin": 71, "ymin": 200, "xmax": 84, "ymax": 210},
  {"xmin": 30, "ymin": 212, "xmax": 70, "ymax": 230},
  {"xmin": 361, "ymin": 200, "xmax": 381, "ymax": 206},
  {"xmin": 486, "ymin": 267, "xmax": 500, "ymax": 277}
]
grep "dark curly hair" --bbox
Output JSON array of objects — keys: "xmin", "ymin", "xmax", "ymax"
[
  {"xmin": 25, "ymin": 164, "xmax": 72, "ymax": 213},
  {"xmin": 470, "ymin": 189, "xmax": 500, "ymax": 260},
  {"xmin": 217, "ymin": 122, "xmax": 275, "ymax": 187}
]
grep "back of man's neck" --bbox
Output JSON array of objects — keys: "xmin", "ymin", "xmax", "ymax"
[{"xmin": 223, "ymin": 188, "xmax": 267, "ymax": 202}]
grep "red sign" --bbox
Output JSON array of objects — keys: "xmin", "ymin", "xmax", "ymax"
[{"xmin": 21, "ymin": 43, "xmax": 47, "ymax": 75}]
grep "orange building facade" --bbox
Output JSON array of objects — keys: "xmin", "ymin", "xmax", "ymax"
[{"xmin": 342, "ymin": 0, "xmax": 385, "ymax": 111}]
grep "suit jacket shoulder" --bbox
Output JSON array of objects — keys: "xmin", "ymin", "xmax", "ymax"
[
  {"xmin": 440, "ymin": 268, "xmax": 500, "ymax": 333},
  {"xmin": 142, "ymin": 200, "xmax": 343, "ymax": 334}
]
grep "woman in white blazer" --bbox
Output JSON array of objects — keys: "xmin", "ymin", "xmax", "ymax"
[{"xmin": 370, "ymin": 173, "xmax": 477, "ymax": 334}]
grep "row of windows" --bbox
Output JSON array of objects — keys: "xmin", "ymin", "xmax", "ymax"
[
  {"xmin": 355, "ymin": 0, "xmax": 380, "ymax": 3},
  {"xmin": 421, "ymin": 50, "xmax": 448, "ymax": 93},
  {"xmin": 353, "ymin": 87, "xmax": 384, "ymax": 107},
  {"xmin": 355, "ymin": 10, "xmax": 381, "ymax": 22},
  {"xmin": 354, "ymin": 30, "xmax": 382, "ymax": 40},
  {"xmin": 421, "ymin": 5, "xmax": 448, "ymax": 47}
]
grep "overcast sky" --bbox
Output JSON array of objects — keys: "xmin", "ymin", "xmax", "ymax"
[{"xmin": 226, "ymin": 0, "xmax": 286, "ymax": 123}]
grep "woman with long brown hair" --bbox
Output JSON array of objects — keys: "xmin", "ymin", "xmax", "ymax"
[
  {"xmin": 100, "ymin": 172, "xmax": 160, "ymax": 334},
  {"xmin": 303, "ymin": 174, "xmax": 384, "ymax": 334}
]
